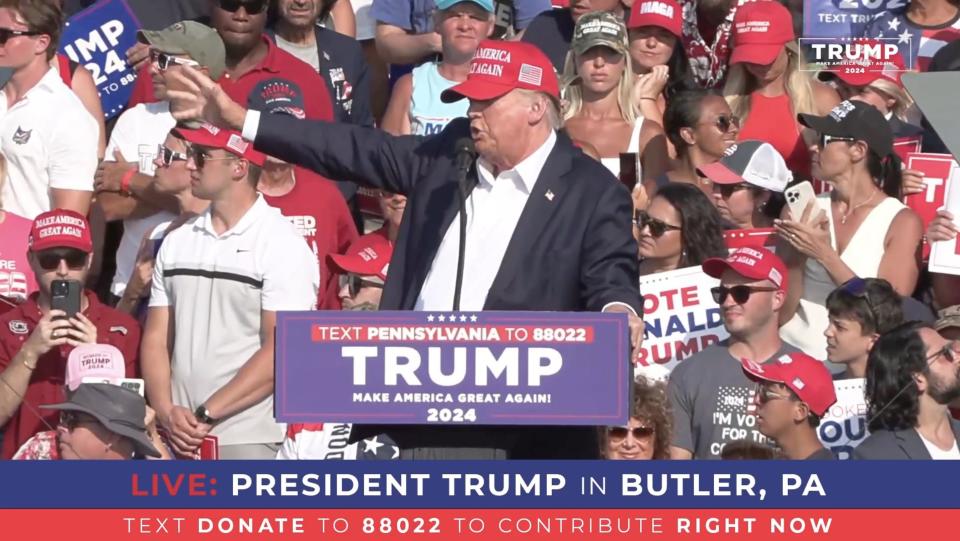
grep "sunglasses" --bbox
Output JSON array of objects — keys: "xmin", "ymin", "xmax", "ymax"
[
  {"xmin": 711, "ymin": 284, "xmax": 779, "ymax": 304},
  {"xmin": 754, "ymin": 385, "xmax": 794, "ymax": 406},
  {"xmin": 819, "ymin": 134, "xmax": 856, "ymax": 148},
  {"xmin": 59, "ymin": 411, "xmax": 100, "ymax": 431},
  {"xmin": 715, "ymin": 183, "xmax": 751, "ymax": 199},
  {"xmin": 157, "ymin": 144, "xmax": 188, "ymax": 167},
  {"xmin": 607, "ymin": 425, "xmax": 655, "ymax": 439},
  {"xmin": 217, "ymin": 0, "xmax": 269, "ymax": 14},
  {"xmin": 36, "ymin": 249, "xmax": 87, "ymax": 271},
  {"xmin": 151, "ymin": 50, "xmax": 200, "ymax": 71},
  {"xmin": 702, "ymin": 115, "xmax": 740, "ymax": 133},
  {"xmin": 339, "ymin": 274, "xmax": 384, "ymax": 297},
  {"xmin": 634, "ymin": 210, "xmax": 681, "ymax": 238},
  {"xmin": 839, "ymin": 276, "xmax": 877, "ymax": 320},
  {"xmin": 0, "ymin": 27, "xmax": 41, "ymax": 46},
  {"xmin": 188, "ymin": 146, "xmax": 237, "ymax": 169}
]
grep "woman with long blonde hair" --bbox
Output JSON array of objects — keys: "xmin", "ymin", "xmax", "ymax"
[
  {"xmin": 561, "ymin": 11, "xmax": 668, "ymax": 184},
  {"xmin": 723, "ymin": 2, "xmax": 839, "ymax": 181}
]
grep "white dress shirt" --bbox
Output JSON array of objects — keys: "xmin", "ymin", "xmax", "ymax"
[{"xmin": 415, "ymin": 132, "xmax": 557, "ymax": 311}]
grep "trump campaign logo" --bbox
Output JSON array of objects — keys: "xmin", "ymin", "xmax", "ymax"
[{"xmin": 799, "ymin": 36, "xmax": 913, "ymax": 76}]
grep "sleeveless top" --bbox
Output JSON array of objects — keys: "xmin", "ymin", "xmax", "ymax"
[
  {"xmin": 409, "ymin": 63, "xmax": 468, "ymax": 136},
  {"xmin": 780, "ymin": 193, "xmax": 906, "ymax": 362},
  {"xmin": 599, "ymin": 117, "xmax": 646, "ymax": 178},
  {"xmin": 55, "ymin": 54, "xmax": 79, "ymax": 89},
  {"xmin": 738, "ymin": 92, "xmax": 811, "ymax": 179}
]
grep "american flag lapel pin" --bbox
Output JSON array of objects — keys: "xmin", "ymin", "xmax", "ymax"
[{"xmin": 545, "ymin": 189, "xmax": 555, "ymax": 201}]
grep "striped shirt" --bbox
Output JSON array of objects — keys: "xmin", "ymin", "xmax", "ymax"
[{"xmin": 865, "ymin": 8, "xmax": 960, "ymax": 72}]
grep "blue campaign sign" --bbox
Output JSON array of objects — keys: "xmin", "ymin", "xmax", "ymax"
[
  {"xmin": 59, "ymin": 0, "xmax": 141, "ymax": 119},
  {"xmin": 803, "ymin": 0, "xmax": 907, "ymax": 38},
  {"xmin": 275, "ymin": 311, "xmax": 631, "ymax": 426}
]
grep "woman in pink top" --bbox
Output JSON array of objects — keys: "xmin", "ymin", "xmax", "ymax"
[{"xmin": 0, "ymin": 153, "xmax": 38, "ymax": 308}]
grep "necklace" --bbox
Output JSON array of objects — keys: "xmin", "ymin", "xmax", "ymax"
[{"xmin": 839, "ymin": 190, "xmax": 878, "ymax": 225}]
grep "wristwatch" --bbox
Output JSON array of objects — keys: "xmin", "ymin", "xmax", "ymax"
[{"xmin": 194, "ymin": 404, "xmax": 219, "ymax": 425}]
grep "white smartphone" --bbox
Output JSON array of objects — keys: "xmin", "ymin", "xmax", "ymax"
[{"xmin": 784, "ymin": 181, "xmax": 817, "ymax": 221}]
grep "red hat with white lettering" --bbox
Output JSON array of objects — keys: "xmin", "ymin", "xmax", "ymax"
[
  {"xmin": 825, "ymin": 39, "xmax": 907, "ymax": 87},
  {"xmin": 328, "ymin": 230, "xmax": 393, "ymax": 282},
  {"xmin": 741, "ymin": 352, "xmax": 837, "ymax": 416},
  {"xmin": 175, "ymin": 122, "xmax": 266, "ymax": 167},
  {"xmin": 28, "ymin": 209, "xmax": 93, "ymax": 253},
  {"xmin": 440, "ymin": 40, "xmax": 560, "ymax": 103},
  {"xmin": 702, "ymin": 246, "xmax": 788, "ymax": 291},
  {"xmin": 729, "ymin": 1, "xmax": 795, "ymax": 66},
  {"xmin": 628, "ymin": 0, "xmax": 682, "ymax": 38}
]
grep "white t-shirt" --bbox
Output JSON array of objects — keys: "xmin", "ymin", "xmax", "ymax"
[
  {"xmin": 918, "ymin": 430, "xmax": 960, "ymax": 460},
  {"xmin": 150, "ymin": 195, "xmax": 319, "ymax": 446},
  {"xmin": 105, "ymin": 101, "xmax": 177, "ymax": 297},
  {"xmin": 0, "ymin": 68, "xmax": 98, "ymax": 218},
  {"xmin": 351, "ymin": 0, "xmax": 376, "ymax": 41}
]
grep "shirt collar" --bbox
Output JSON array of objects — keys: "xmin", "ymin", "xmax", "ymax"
[
  {"xmin": 0, "ymin": 67, "xmax": 60, "ymax": 104},
  {"xmin": 196, "ymin": 194, "xmax": 270, "ymax": 238},
  {"xmin": 223, "ymin": 35, "xmax": 281, "ymax": 81},
  {"xmin": 476, "ymin": 131, "xmax": 557, "ymax": 194}
]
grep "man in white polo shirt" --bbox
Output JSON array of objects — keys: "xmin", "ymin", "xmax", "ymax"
[
  {"xmin": 0, "ymin": 0, "xmax": 98, "ymax": 218},
  {"xmin": 141, "ymin": 122, "xmax": 318, "ymax": 460}
]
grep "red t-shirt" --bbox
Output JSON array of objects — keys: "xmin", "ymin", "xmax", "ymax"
[
  {"xmin": 0, "ymin": 291, "xmax": 141, "ymax": 459},
  {"xmin": 737, "ymin": 92, "xmax": 811, "ymax": 180},
  {"xmin": 0, "ymin": 211, "xmax": 38, "ymax": 305},
  {"xmin": 263, "ymin": 171, "xmax": 358, "ymax": 310}
]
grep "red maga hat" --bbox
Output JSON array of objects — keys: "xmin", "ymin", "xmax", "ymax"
[
  {"xmin": 702, "ymin": 246, "xmax": 788, "ymax": 291},
  {"xmin": 441, "ymin": 40, "xmax": 559, "ymax": 103},
  {"xmin": 175, "ymin": 122, "xmax": 266, "ymax": 167},
  {"xmin": 741, "ymin": 352, "xmax": 837, "ymax": 417},
  {"xmin": 28, "ymin": 209, "xmax": 93, "ymax": 253},
  {"xmin": 729, "ymin": 1, "xmax": 795, "ymax": 66},
  {"xmin": 328, "ymin": 230, "xmax": 393, "ymax": 282},
  {"xmin": 628, "ymin": 0, "xmax": 683, "ymax": 38}
]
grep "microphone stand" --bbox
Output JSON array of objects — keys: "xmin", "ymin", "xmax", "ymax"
[{"xmin": 453, "ymin": 160, "xmax": 471, "ymax": 311}]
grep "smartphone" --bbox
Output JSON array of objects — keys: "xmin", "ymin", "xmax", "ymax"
[
  {"xmin": 50, "ymin": 279, "xmax": 82, "ymax": 320},
  {"xmin": 784, "ymin": 181, "xmax": 817, "ymax": 221},
  {"xmin": 619, "ymin": 152, "xmax": 638, "ymax": 191},
  {"xmin": 119, "ymin": 378, "xmax": 145, "ymax": 398}
]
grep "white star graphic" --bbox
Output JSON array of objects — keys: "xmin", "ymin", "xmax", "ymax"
[
  {"xmin": 898, "ymin": 29, "xmax": 912, "ymax": 44},
  {"xmin": 363, "ymin": 436, "xmax": 384, "ymax": 454},
  {"xmin": 449, "ymin": 313, "xmax": 457, "ymax": 322},
  {"xmin": 438, "ymin": 314, "xmax": 446, "ymax": 322},
  {"xmin": 427, "ymin": 314, "xmax": 435, "ymax": 322},
  {"xmin": 459, "ymin": 315, "xmax": 467, "ymax": 322},
  {"xmin": 887, "ymin": 18, "xmax": 900, "ymax": 32},
  {"xmin": 470, "ymin": 315, "xmax": 478, "ymax": 322},
  {"xmin": 392, "ymin": 445, "xmax": 400, "ymax": 459}
]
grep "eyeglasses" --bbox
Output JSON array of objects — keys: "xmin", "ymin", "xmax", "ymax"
[
  {"xmin": 634, "ymin": 210, "xmax": 681, "ymax": 238},
  {"xmin": 157, "ymin": 144, "xmax": 188, "ymax": 167},
  {"xmin": 188, "ymin": 146, "xmax": 237, "ymax": 169},
  {"xmin": 59, "ymin": 411, "xmax": 99, "ymax": 431},
  {"xmin": 927, "ymin": 341, "xmax": 960, "ymax": 365},
  {"xmin": 711, "ymin": 284, "xmax": 779, "ymax": 304},
  {"xmin": 715, "ymin": 183, "xmax": 750, "ymax": 199},
  {"xmin": 339, "ymin": 274, "xmax": 384, "ymax": 297},
  {"xmin": 702, "ymin": 115, "xmax": 740, "ymax": 133},
  {"xmin": 819, "ymin": 134, "xmax": 856, "ymax": 148},
  {"xmin": 151, "ymin": 50, "xmax": 200, "ymax": 72},
  {"xmin": 36, "ymin": 248, "xmax": 88, "ymax": 271},
  {"xmin": 607, "ymin": 425, "xmax": 655, "ymax": 439},
  {"xmin": 217, "ymin": 0, "xmax": 269, "ymax": 14},
  {"xmin": 0, "ymin": 27, "xmax": 42, "ymax": 45}
]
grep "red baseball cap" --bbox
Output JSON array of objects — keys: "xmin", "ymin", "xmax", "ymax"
[
  {"xmin": 175, "ymin": 122, "xmax": 266, "ymax": 167},
  {"xmin": 741, "ymin": 352, "xmax": 837, "ymax": 416},
  {"xmin": 702, "ymin": 246, "xmax": 788, "ymax": 291},
  {"xmin": 628, "ymin": 0, "xmax": 683, "ymax": 38},
  {"xmin": 441, "ymin": 40, "xmax": 560, "ymax": 103},
  {"xmin": 328, "ymin": 230, "xmax": 393, "ymax": 282},
  {"xmin": 829, "ymin": 40, "xmax": 906, "ymax": 87},
  {"xmin": 729, "ymin": 1, "xmax": 795, "ymax": 66},
  {"xmin": 28, "ymin": 209, "xmax": 93, "ymax": 253}
]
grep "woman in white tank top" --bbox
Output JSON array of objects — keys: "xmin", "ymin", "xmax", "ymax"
[
  {"xmin": 776, "ymin": 101, "xmax": 923, "ymax": 362},
  {"xmin": 560, "ymin": 12, "xmax": 668, "ymax": 185}
]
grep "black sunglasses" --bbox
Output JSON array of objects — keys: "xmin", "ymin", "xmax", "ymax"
[
  {"xmin": 0, "ymin": 27, "xmax": 41, "ymax": 45},
  {"xmin": 839, "ymin": 277, "xmax": 877, "ymax": 319},
  {"xmin": 715, "ymin": 183, "xmax": 750, "ymax": 199},
  {"xmin": 339, "ymin": 274, "xmax": 384, "ymax": 297},
  {"xmin": 157, "ymin": 144, "xmax": 188, "ymax": 167},
  {"xmin": 819, "ymin": 134, "xmax": 856, "ymax": 148},
  {"xmin": 711, "ymin": 284, "xmax": 779, "ymax": 304},
  {"xmin": 607, "ymin": 425, "xmax": 654, "ymax": 439},
  {"xmin": 634, "ymin": 210, "xmax": 682, "ymax": 238},
  {"xmin": 36, "ymin": 248, "xmax": 87, "ymax": 271},
  {"xmin": 217, "ymin": 0, "xmax": 268, "ymax": 14},
  {"xmin": 702, "ymin": 114, "xmax": 739, "ymax": 133}
]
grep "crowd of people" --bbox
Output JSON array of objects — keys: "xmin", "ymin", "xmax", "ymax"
[{"xmin": 1, "ymin": 0, "xmax": 960, "ymax": 461}]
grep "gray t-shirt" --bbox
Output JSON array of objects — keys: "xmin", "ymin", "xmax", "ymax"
[{"xmin": 668, "ymin": 341, "xmax": 799, "ymax": 459}]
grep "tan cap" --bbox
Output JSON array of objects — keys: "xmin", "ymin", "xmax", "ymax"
[
  {"xmin": 137, "ymin": 21, "xmax": 226, "ymax": 80},
  {"xmin": 936, "ymin": 305, "xmax": 960, "ymax": 331}
]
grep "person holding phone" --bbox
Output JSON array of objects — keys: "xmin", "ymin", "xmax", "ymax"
[
  {"xmin": 0, "ymin": 210, "xmax": 140, "ymax": 459},
  {"xmin": 775, "ymin": 101, "xmax": 923, "ymax": 362}
]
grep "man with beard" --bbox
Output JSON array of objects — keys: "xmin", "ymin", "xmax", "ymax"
[
  {"xmin": 855, "ymin": 322, "xmax": 960, "ymax": 460},
  {"xmin": 668, "ymin": 246, "xmax": 797, "ymax": 459}
]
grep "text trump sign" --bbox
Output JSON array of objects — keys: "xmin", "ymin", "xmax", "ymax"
[{"xmin": 276, "ymin": 311, "xmax": 631, "ymax": 425}]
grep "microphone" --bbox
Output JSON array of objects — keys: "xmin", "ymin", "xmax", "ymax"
[{"xmin": 452, "ymin": 137, "xmax": 476, "ymax": 312}]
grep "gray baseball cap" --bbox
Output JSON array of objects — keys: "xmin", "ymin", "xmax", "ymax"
[
  {"xmin": 137, "ymin": 21, "xmax": 226, "ymax": 80},
  {"xmin": 41, "ymin": 383, "xmax": 161, "ymax": 458}
]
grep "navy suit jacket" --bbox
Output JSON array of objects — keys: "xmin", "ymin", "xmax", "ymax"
[
  {"xmin": 853, "ymin": 419, "xmax": 960, "ymax": 460},
  {"xmin": 252, "ymin": 114, "xmax": 641, "ymax": 456},
  {"xmin": 254, "ymin": 115, "xmax": 642, "ymax": 315}
]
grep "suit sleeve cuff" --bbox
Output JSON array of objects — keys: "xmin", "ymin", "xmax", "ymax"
[
  {"xmin": 602, "ymin": 302, "xmax": 638, "ymax": 317},
  {"xmin": 242, "ymin": 110, "xmax": 262, "ymax": 142}
]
